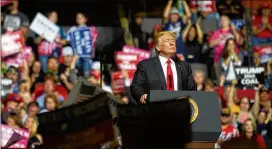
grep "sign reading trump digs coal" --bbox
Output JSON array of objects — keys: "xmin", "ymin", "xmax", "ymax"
[{"xmin": 235, "ymin": 67, "xmax": 265, "ymax": 89}]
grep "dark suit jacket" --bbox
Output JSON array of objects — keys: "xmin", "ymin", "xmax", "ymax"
[{"xmin": 130, "ymin": 56, "xmax": 197, "ymax": 102}]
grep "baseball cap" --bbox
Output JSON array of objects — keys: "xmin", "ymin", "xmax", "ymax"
[
  {"xmin": 62, "ymin": 46, "xmax": 74, "ymax": 57},
  {"xmin": 170, "ymin": 7, "xmax": 179, "ymax": 14},
  {"xmin": 261, "ymin": 3, "xmax": 270, "ymax": 9},
  {"xmin": 221, "ymin": 108, "xmax": 231, "ymax": 117},
  {"xmin": 3, "ymin": 93, "xmax": 23, "ymax": 105},
  {"xmin": 7, "ymin": 66, "xmax": 19, "ymax": 75}
]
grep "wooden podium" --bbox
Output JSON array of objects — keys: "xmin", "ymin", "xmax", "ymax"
[{"xmin": 186, "ymin": 142, "xmax": 215, "ymax": 149}]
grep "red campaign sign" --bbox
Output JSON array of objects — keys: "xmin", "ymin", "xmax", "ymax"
[
  {"xmin": 115, "ymin": 52, "xmax": 139, "ymax": 71},
  {"xmin": 1, "ymin": 0, "xmax": 12, "ymax": 7},
  {"xmin": 4, "ymin": 46, "xmax": 32, "ymax": 68},
  {"xmin": 1, "ymin": 31, "xmax": 24, "ymax": 57},
  {"xmin": 111, "ymin": 71, "xmax": 135, "ymax": 93},
  {"xmin": 190, "ymin": 0, "xmax": 217, "ymax": 12},
  {"xmin": 122, "ymin": 45, "xmax": 151, "ymax": 61},
  {"xmin": 254, "ymin": 45, "xmax": 272, "ymax": 56},
  {"xmin": 1, "ymin": 124, "xmax": 30, "ymax": 148}
]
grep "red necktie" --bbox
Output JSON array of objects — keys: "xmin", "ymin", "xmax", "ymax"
[{"xmin": 166, "ymin": 59, "xmax": 174, "ymax": 90}]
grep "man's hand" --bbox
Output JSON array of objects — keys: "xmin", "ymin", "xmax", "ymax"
[
  {"xmin": 140, "ymin": 94, "xmax": 148, "ymax": 104},
  {"xmin": 60, "ymin": 74, "xmax": 67, "ymax": 82}
]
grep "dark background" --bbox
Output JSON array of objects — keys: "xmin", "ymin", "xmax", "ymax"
[{"xmin": 18, "ymin": 0, "xmax": 168, "ymax": 26}]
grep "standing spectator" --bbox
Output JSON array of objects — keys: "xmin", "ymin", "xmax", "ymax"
[
  {"xmin": 204, "ymin": 78, "xmax": 216, "ymax": 92},
  {"xmin": 256, "ymin": 109, "xmax": 271, "ymax": 137},
  {"xmin": 2, "ymin": 0, "xmax": 29, "ymax": 38},
  {"xmin": 58, "ymin": 46, "xmax": 78, "ymax": 91},
  {"xmin": 193, "ymin": 69, "xmax": 205, "ymax": 91},
  {"xmin": 215, "ymin": 108, "xmax": 239, "ymax": 148},
  {"xmin": 67, "ymin": 12, "xmax": 93, "ymax": 78},
  {"xmin": 163, "ymin": 0, "xmax": 191, "ymax": 56},
  {"xmin": 182, "ymin": 18, "xmax": 203, "ymax": 63},
  {"xmin": 240, "ymin": 119, "xmax": 266, "ymax": 148},
  {"xmin": 40, "ymin": 94, "xmax": 60, "ymax": 113},
  {"xmin": 252, "ymin": 3, "xmax": 272, "ymax": 46},
  {"xmin": 220, "ymin": 38, "xmax": 243, "ymax": 72},
  {"xmin": 209, "ymin": 15, "xmax": 243, "ymax": 64},
  {"xmin": 216, "ymin": 0, "xmax": 244, "ymax": 20},
  {"xmin": 5, "ymin": 66, "xmax": 20, "ymax": 94},
  {"xmin": 36, "ymin": 78, "xmax": 64, "ymax": 110},
  {"xmin": 149, "ymin": 24, "xmax": 163, "ymax": 57},
  {"xmin": 34, "ymin": 11, "xmax": 65, "ymax": 72},
  {"xmin": 46, "ymin": 57, "xmax": 59, "ymax": 76},
  {"xmin": 129, "ymin": 13, "xmax": 150, "ymax": 50},
  {"xmin": 24, "ymin": 116, "xmax": 43, "ymax": 148}
]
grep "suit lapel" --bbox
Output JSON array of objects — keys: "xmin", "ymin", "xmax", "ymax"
[
  {"xmin": 153, "ymin": 57, "xmax": 167, "ymax": 90},
  {"xmin": 175, "ymin": 61, "xmax": 182, "ymax": 90}
]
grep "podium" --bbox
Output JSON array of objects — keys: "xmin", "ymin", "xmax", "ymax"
[
  {"xmin": 148, "ymin": 90, "xmax": 221, "ymax": 148},
  {"xmin": 117, "ymin": 90, "xmax": 221, "ymax": 148}
]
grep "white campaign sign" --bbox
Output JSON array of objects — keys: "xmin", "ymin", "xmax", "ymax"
[{"xmin": 30, "ymin": 12, "xmax": 59, "ymax": 42}]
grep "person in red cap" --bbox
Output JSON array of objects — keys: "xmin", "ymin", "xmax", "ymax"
[
  {"xmin": 1, "ymin": 93, "xmax": 23, "ymax": 124},
  {"xmin": 252, "ymin": 3, "xmax": 272, "ymax": 46}
]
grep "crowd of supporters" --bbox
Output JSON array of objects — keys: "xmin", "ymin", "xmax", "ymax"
[{"xmin": 1, "ymin": 0, "xmax": 272, "ymax": 148}]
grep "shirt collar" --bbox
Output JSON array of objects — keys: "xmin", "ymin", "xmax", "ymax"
[{"xmin": 159, "ymin": 55, "xmax": 174, "ymax": 65}]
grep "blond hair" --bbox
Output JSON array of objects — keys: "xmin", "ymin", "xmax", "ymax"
[{"xmin": 154, "ymin": 31, "xmax": 176, "ymax": 54}]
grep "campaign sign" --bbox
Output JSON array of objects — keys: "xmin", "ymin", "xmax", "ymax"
[
  {"xmin": 122, "ymin": 45, "xmax": 151, "ymax": 61},
  {"xmin": 254, "ymin": 45, "xmax": 272, "ymax": 64},
  {"xmin": 231, "ymin": 19, "xmax": 245, "ymax": 30},
  {"xmin": 115, "ymin": 52, "xmax": 139, "ymax": 71},
  {"xmin": 30, "ymin": 12, "xmax": 60, "ymax": 42},
  {"xmin": 190, "ymin": 0, "xmax": 216, "ymax": 12},
  {"xmin": 1, "ymin": 78, "xmax": 12, "ymax": 98},
  {"xmin": 1, "ymin": 124, "xmax": 30, "ymax": 148},
  {"xmin": 69, "ymin": 27, "xmax": 92, "ymax": 57},
  {"xmin": 235, "ymin": 67, "xmax": 265, "ymax": 89},
  {"xmin": 111, "ymin": 71, "xmax": 135, "ymax": 93},
  {"xmin": 1, "ymin": 31, "xmax": 24, "ymax": 57},
  {"xmin": 4, "ymin": 46, "xmax": 32, "ymax": 68}
]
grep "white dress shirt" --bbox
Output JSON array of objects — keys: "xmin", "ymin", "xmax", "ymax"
[{"xmin": 159, "ymin": 55, "xmax": 178, "ymax": 91}]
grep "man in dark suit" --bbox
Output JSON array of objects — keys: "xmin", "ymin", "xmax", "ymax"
[{"xmin": 131, "ymin": 31, "xmax": 197, "ymax": 104}]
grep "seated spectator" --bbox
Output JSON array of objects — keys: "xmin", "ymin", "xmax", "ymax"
[
  {"xmin": 22, "ymin": 102, "xmax": 40, "ymax": 124},
  {"xmin": 182, "ymin": 18, "xmax": 203, "ymax": 63},
  {"xmin": 239, "ymin": 118, "xmax": 266, "ymax": 148},
  {"xmin": 2, "ymin": 94, "xmax": 22, "ymax": 124},
  {"xmin": 88, "ymin": 67, "xmax": 112, "ymax": 93},
  {"xmin": 47, "ymin": 57, "xmax": 59, "ymax": 77},
  {"xmin": 220, "ymin": 38, "xmax": 243, "ymax": 71},
  {"xmin": 204, "ymin": 78, "xmax": 215, "ymax": 92},
  {"xmin": 29, "ymin": 61, "xmax": 45, "ymax": 92},
  {"xmin": 163, "ymin": 0, "xmax": 191, "ymax": 55},
  {"xmin": 40, "ymin": 94, "xmax": 60, "ymax": 113},
  {"xmin": 34, "ymin": 11, "xmax": 66, "ymax": 72},
  {"xmin": 24, "ymin": 116, "xmax": 43, "ymax": 148},
  {"xmin": 6, "ymin": 112, "xmax": 23, "ymax": 129},
  {"xmin": 2, "ymin": 0, "xmax": 29, "ymax": 38},
  {"xmin": 67, "ymin": 12, "xmax": 93, "ymax": 78},
  {"xmin": 5, "ymin": 66, "xmax": 20, "ymax": 94},
  {"xmin": 36, "ymin": 77, "xmax": 64, "ymax": 110},
  {"xmin": 215, "ymin": 108, "xmax": 239, "ymax": 148},
  {"xmin": 259, "ymin": 87, "xmax": 271, "ymax": 110},
  {"xmin": 252, "ymin": 3, "xmax": 272, "ymax": 46},
  {"xmin": 216, "ymin": 0, "xmax": 244, "ymax": 20},
  {"xmin": 256, "ymin": 109, "xmax": 271, "ymax": 137},
  {"xmin": 18, "ymin": 79, "xmax": 32, "ymax": 105},
  {"xmin": 193, "ymin": 69, "xmax": 205, "ymax": 91},
  {"xmin": 209, "ymin": 15, "xmax": 243, "ymax": 64}
]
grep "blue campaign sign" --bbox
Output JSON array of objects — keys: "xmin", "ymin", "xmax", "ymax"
[
  {"xmin": 69, "ymin": 27, "xmax": 92, "ymax": 57},
  {"xmin": 231, "ymin": 19, "xmax": 245, "ymax": 30}
]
